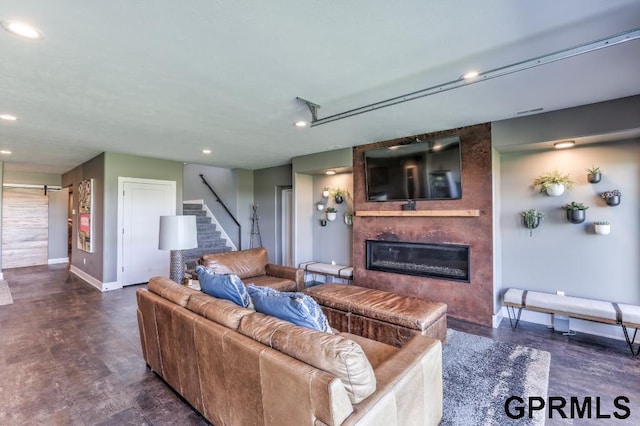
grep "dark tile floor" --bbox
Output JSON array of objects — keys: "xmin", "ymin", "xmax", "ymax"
[
  {"xmin": 0, "ymin": 264, "xmax": 638, "ymax": 425},
  {"xmin": 0, "ymin": 264, "xmax": 208, "ymax": 425}
]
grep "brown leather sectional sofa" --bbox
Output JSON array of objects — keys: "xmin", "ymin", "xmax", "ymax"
[
  {"xmin": 198, "ymin": 249, "xmax": 448, "ymax": 348},
  {"xmin": 137, "ymin": 276, "xmax": 443, "ymax": 425},
  {"xmin": 200, "ymin": 247, "xmax": 304, "ymax": 292}
]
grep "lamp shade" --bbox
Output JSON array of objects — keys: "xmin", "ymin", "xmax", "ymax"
[{"xmin": 158, "ymin": 215, "xmax": 198, "ymax": 250}]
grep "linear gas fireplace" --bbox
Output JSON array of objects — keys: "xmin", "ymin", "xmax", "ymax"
[{"xmin": 366, "ymin": 240, "xmax": 470, "ymax": 283}]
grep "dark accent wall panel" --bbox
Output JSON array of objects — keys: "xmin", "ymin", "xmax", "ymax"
[{"xmin": 352, "ymin": 123, "xmax": 494, "ymax": 326}]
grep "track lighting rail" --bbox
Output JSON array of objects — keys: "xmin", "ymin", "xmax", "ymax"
[{"xmin": 297, "ymin": 27, "xmax": 640, "ymax": 127}]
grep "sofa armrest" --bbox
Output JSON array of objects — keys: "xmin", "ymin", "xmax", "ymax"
[
  {"xmin": 342, "ymin": 335, "xmax": 443, "ymax": 426},
  {"xmin": 265, "ymin": 264, "xmax": 305, "ymax": 292}
]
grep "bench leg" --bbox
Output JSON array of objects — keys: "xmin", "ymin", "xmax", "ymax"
[
  {"xmin": 621, "ymin": 325, "xmax": 640, "ymax": 356},
  {"xmin": 506, "ymin": 305, "xmax": 523, "ymax": 329}
]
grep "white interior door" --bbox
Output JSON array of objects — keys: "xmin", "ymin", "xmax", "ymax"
[{"xmin": 120, "ymin": 179, "xmax": 175, "ymax": 285}]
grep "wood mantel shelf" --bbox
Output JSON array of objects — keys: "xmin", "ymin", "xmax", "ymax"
[{"xmin": 355, "ymin": 209, "xmax": 480, "ymax": 217}]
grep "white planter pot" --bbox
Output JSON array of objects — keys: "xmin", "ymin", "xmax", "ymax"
[
  {"xmin": 326, "ymin": 212, "xmax": 337, "ymax": 221},
  {"xmin": 546, "ymin": 183, "xmax": 565, "ymax": 196},
  {"xmin": 595, "ymin": 224, "xmax": 610, "ymax": 235},
  {"xmin": 322, "ymin": 190, "xmax": 330, "ymax": 198},
  {"xmin": 316, "ymin": 203, "xmax": 325, "ymax": 211}
]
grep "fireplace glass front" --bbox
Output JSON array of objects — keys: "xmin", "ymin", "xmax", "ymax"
[{"xmin": 366, "ymin": 240, "xmax": 470, "ymax": 282}]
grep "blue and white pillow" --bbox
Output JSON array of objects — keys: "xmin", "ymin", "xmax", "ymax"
[
  {"xmin": 247, "ymin": 284, "xmax": 332, "ymax": 333},
  {"xmin": 195, "ymin": 265, "xmax": 253, "ymax": 309}
]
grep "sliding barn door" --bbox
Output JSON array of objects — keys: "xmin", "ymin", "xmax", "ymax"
[{"xmin": 2, "ymin": 188, "xmax": 49, "ymax": 268}]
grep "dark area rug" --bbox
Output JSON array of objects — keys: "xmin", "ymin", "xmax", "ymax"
[{"xmin": 442, "ymin": 329, "xmax": 550, "ymax": 426}]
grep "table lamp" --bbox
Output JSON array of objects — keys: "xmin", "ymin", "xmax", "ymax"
[{"xmin": 158, "ymin": 215, "xmax": 198, "ymax": 284}]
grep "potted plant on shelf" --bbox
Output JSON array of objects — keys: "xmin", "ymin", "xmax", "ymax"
[
  {"xmin": 325, "ymin": 207, "xmax": 338, "ymax": 221},
  {"xmin": 594, "ymin": 221, "xmax": 611, "ymax": 235},
  {"xmin": 601, "ymin": 189, "xmax": 621, "ymax": 206},
  {"xmin": 322, "ymin": 187, "xmax": 330, "ymax": 198},
  {"xmin": 533, "ymin": 169, "xmax": 575, "ymax": 196},
  {"xmin": 562, "ymin": 202, "xmax": 588, "ymax": 224},
  {"xmin": 332, "ymin": 188, "xmax": 346, "ymax": 204},
  {"xmin": 521, "ymin": 209, "xmax": 544, "ymax": 236},
  {"xmin": 586, "ymin": 165, "xmax": 601, "ymax": 184}
]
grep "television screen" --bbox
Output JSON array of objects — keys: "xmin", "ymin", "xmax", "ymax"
[{"xmin": 364, "ymin": 136, "xmax": 462, "ymax": 201}]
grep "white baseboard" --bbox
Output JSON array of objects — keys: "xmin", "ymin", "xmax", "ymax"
[
  {"xmin": 69, "ymin": 266, "xmax": 122, "ymax": 292},
  {"xmin": 101, "ymin": 281, "xmax": 122, "ymax": 292},
  {"xmin": 498, "ymin": 306, "xmax": 627, "ymax": 342},
  {"xmin": 48, "ymin": 257, "xmax": 69, "ymax": 265},
  {"xmin": 491, "ymin": 311, "xmax": 504, "ymax": 329}
]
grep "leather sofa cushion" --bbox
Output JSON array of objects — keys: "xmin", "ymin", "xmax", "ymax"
[
  {"xmin": 306, "ymin": 283, "xmax": 447, "ymax": 330},
  {"xmin": 247, "ymin": 275, "xmax": 297, "ymax": 292},
  {"xmin": 187, "ymin": 293, "xmax": 254, "ymax": 330},
  {"xmin": 201, "ymin": 247, "xmax": 268, "ymax": 279},
  {"xmin": 239, "ymin": 312, "xmax": 376, "ymax": 404},
  {"xmin": 148, "ymin": 276, "xmax": 199, "ymax": 307},
  {"xmin": 337, "ymin": 332, "xmax": 399, "ymax": 369}
]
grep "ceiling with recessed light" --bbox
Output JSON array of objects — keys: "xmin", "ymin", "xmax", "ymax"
[{"xmin": 1, "ymin": 1, "xmax": 639, "ymax": 174}]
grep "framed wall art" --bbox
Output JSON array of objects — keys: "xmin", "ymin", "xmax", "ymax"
[{"xmin": 77, "ymin": 178, "xmax": 94, "ymax": 253}]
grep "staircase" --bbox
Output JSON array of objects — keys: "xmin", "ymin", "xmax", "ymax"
[{"xmin": 183, "ymin": 203, "xmax": 232, "ymax": 269}]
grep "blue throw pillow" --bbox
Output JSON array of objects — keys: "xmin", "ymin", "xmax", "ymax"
[
  {"xmin": 195, "ymin": 265, "xmax": 253, "ymax": 309},
  {"xmin": 247, "ymin": 284, "xmax": 332, "ymax": 333}
]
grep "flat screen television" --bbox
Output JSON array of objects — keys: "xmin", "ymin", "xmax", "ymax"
[{"xmin": 364, "ymin": 136, "xmax": 462, "ymax": 201}]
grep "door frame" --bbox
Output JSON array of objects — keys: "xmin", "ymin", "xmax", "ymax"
[
  {"xmin": 280, "ymin": 187, "xmax": 293, "ymax": 267},
  {"xmin": 116, "ymin": 177, "xmax": 176, "ymax": 287}
]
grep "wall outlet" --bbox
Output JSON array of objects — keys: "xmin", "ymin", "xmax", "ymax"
[{"xmin": 556, "ymin": 290, "xmax": 565, "ymax": 296}]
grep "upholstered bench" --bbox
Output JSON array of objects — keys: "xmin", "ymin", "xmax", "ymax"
[
  {"xmin": 304, "ymin": 283, "xmax": 447, "ymax": 348},
  {"xmin": 504, "ymin": 288, "xmax": 640, "ymax": 356},
  {"xmin": 298, "ymin": 261, "xmax": 353, "ymax": 285}
]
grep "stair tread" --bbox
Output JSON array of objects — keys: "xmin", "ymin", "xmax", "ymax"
[{"xmin": 182, "ymin": 202, "xmax": 233, "ymax": 257}]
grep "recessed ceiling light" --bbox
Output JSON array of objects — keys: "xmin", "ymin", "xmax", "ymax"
[
  {"xmin": 325, "ymin": 170, "xmax": 336, "ymax": 175},
  {"xmin": 554, "ymin": 141, "xmax": 575, "ymax": 149},
  {"xmin": 1, "ymin": 21, "xmax": 43, "ymax": 40},
  {"xmin": 0, "ymin": 114, "xmax": 18, "ymax": 121},
  {"xmin": 0, "ymin": 150, "xmax": 12, "ymax": 155},
  {"xmin": 202, "ymin": 149, "xmax": 212, "ymax": 154},
  {"xmin": 462, "ymin": 70, "xmax": 479, "ymax": 80},
  {"xmin": 293, "ymin": 121, "xmax": 309, "ymax": 128}
]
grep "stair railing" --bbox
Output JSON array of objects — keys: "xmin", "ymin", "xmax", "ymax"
[{"xmin": 199, "ymin": 174, "xmax": 242, "ymax": 250}]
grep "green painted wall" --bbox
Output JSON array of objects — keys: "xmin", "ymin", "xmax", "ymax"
[
  {"xmin": 62, "ymin": 152, "xmax": 183, "ymax": 285},
  {"xmin": 253, "ymin": 165, "xmax": 292, "ymax": 263},
  {"xmin": 103, "ymin": 152, "xmax": 183, "ymax": 283},
  {"xmin": 3, "ymin": 171, "xmax": 61, "ymax": 186},
  {"xmin": 292, "ymin": 148, "xmax": 353, "ymax": 267},
  {"xmin": 62, "ymin": 154, "xmax": 105, "ymax": 282}
]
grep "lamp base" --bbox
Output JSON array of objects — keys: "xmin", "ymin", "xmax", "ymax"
[{"xmin": 169, "ymin": 249, "xmax": 186, "ymax": 284}]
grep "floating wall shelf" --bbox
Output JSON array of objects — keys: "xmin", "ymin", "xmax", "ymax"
[{"xmin": 355, "ymin": 210, "xmax": 480, "ymax": 217}]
